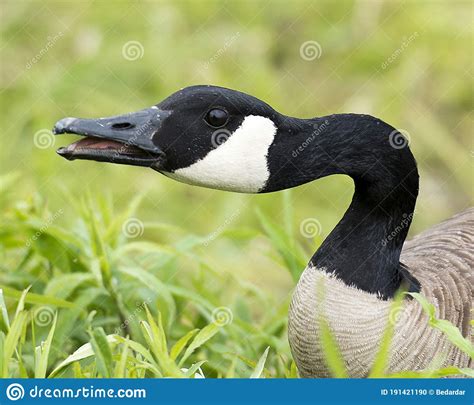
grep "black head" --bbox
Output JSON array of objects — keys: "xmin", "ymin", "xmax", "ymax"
[
  {"xmin": 53, "ymin": 85, "xmax": 416, "ymax": 197},
  {"xmin": 54, "ymin": 85, "xmax": 282, "ymax": 192}
]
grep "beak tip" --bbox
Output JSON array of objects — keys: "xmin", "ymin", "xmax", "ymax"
[
  {"xmin": 56, "ymin": 147, "xmax": 73, "ymax": 160},
  {"xmin": 53, "ymin": 117, "xmax": 77, "ymax": 135}
]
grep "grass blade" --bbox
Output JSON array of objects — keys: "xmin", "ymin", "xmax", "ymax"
[
  {"xmin": 50, "ymin": 335, "xmax": 118, "ymax": 377},
  {"xmin": 250, "ymin": 346, "xmax": 270, "ymax": 378},
  {"xmin": 409, "ymin": 292, "xmax": 474, "ymax": 358},
  {"xmin": 319, "ymin": 317, "xmax": 349, "ymax": 378},
  {"xmin": 369, "ymin": 291, "xmax": 405, "ymax": 377},
  {"xmin": 0, "ymin": 289, "xmax": 10, "ymax": 331},
  {"xmin": 141, "ymin": 307, "xmax": 182, "ymax": 377},
  {"xmin": 89, "ymin": 327, "xmax": 114, "ymax": 378},
  {"xmin": 35, "ymin": 313, "xmax": 57, "ymax": 378},
  {"xmin": 182, "ymin": 360, "xmax": 206, "ymax": 378},
  {"xmin": 0, "ymin": 285, "xmax": 75, "ymax": 309},
  {"xmin": 170, "ymin": 329, "xmax": 198, "ymax": 361},
  {"xmin": 256, "ymin": 209, "xmax": 306, "ymax": 282},
  {"xmin": 316, "ymin": 279, "xmax": 349, "ymax": 378},
  {"xmin": 114, "ymin": 338, "xmax": 130, "ymax": 378},
  {"xmin": 178, "ymin": 323, "xmax": 219, "ymax": 367},
  {"xmin": 2, "ymin": 310, "xmax": 28, "ymax": 377}
]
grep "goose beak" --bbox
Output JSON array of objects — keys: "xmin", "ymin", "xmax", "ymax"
[{"xmin": 53, "ymin": 107, "xmax": 170, "ymax": 169}]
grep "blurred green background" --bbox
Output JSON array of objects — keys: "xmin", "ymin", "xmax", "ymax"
[{"xmin": 1, "ymin": 0, "xmax": 472, "ymax": 377}]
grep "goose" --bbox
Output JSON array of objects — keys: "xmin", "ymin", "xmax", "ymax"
[{"xmin": 53, "ymin": 85, "xmax": 473, "ymax": 377}]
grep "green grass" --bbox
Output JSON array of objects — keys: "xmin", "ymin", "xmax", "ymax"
[
  {"xmin": 0, "ymin": 181, "xmax": 296, "ymax": 378},
  {"xmin": 1, "ymin": 0, "xmax": 472, "ymax": 378},
  {"xmin": 1, "ymin": 176, "xmax": 472, "ymax": 378}
]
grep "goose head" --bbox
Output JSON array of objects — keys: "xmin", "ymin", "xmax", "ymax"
[
  {"xmin": 54, "ymin": 85, "xmax": 289, "ymax": 193},
  {"xmin": 54, "ymin": 84, "xmax": 417, "ymax": 202}
]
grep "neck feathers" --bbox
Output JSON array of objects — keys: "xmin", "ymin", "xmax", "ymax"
[{"xmin": 265, "ymin": 113, "xmax": 420, "ymax": 298}]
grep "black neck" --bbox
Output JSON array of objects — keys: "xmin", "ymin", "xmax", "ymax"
[{"xmin": 264, "ymin": 113, "xmax": 420, "ymax": 298}]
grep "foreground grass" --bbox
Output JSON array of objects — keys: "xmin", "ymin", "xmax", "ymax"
[
  {"xmin": 1, "ymin": 174, "xmax": 472, "ymax": 378},
  {"xmin": 1, "ymin": 173, "xmax": 296, "ymax": 378}
]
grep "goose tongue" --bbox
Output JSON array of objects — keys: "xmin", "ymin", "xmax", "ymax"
[
  {"xmin": 57, "ymin": 136, "xmax": 151, "ymax": 160},
  {"xmin": 63, "ymin": 137, "xmax": 124, "ymax": 151},
  {"xmin": 60, "ymin": 137, "xmax": 130, "ymax": 152}
]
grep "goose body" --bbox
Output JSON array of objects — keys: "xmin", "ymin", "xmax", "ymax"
[
  {"xmin": 53, "ymin": 85, "xmax": 473, "ymax": 377},
  {"xmin": 290, "ymin": 209, "xmax": 473, "ymax": 377}
]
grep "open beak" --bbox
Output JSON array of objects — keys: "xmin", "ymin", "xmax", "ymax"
[{"xmin": 53, "ymin": 106, "xmax": 170, "ymax": 169}]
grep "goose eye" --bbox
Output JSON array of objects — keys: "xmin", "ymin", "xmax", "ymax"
[{"xmin": 205, "ymin": 108, "xmax": 228, "ymax": 127}]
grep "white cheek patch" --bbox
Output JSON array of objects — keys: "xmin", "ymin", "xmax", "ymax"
[{"xmin": 164, "ymin": 115, "xmax": 276, "ymax": 193}]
